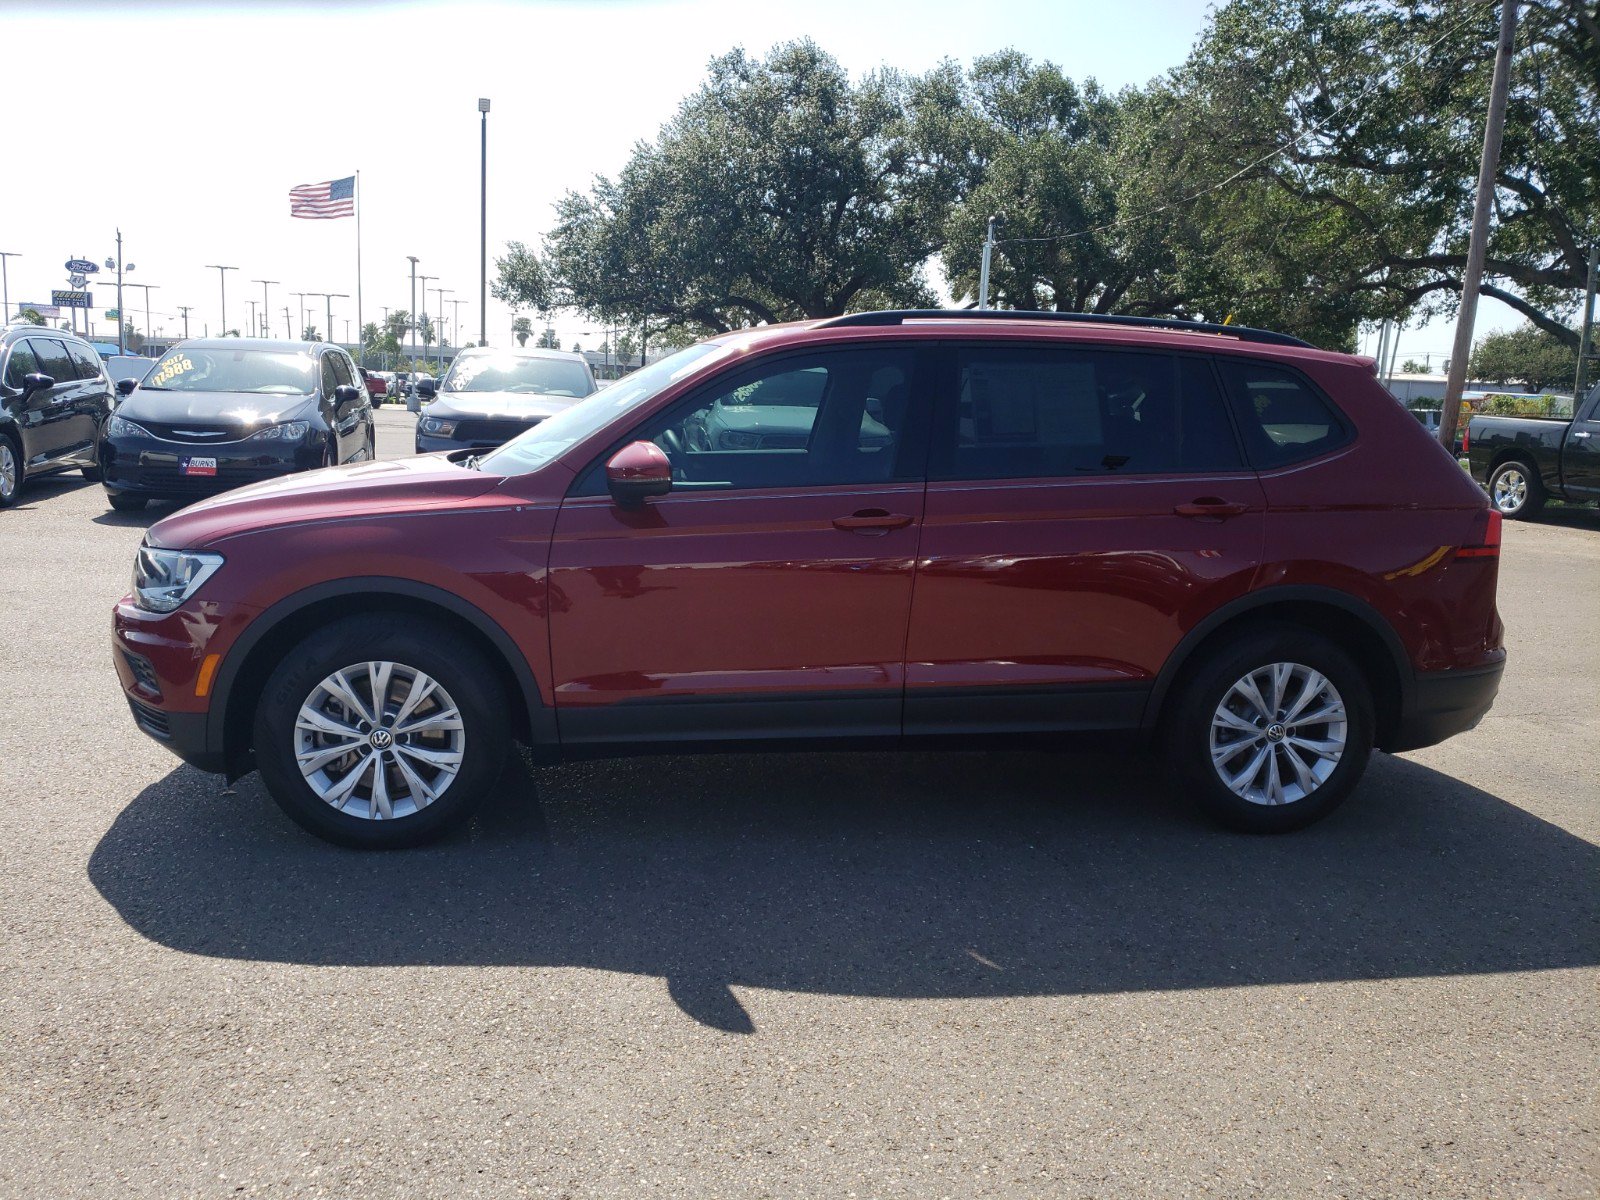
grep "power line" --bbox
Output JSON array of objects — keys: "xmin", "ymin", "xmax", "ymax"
[{"xmin": 996, "ymin": 2, "xmax": 1495, "ymax": 249}]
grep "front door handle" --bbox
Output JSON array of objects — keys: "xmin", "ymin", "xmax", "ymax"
[
  {"xmin": 1573, "ymin": 430, "xmax": 1592, "ymax": 439},
  {"xmin": 833, "ymin": 508, "xmax": 913, "ymax": 532},
  {"xmin": 1174, "ymin": 498, "xmax": 1250, "ymax": 518}
]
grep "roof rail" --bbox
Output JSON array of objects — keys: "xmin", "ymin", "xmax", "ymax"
[{"xmin": 816, "ymin": 309, "xmax": 1313, "ymax": 349}]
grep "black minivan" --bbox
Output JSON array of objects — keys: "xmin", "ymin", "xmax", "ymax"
[
  {"xmin": 0, "ymin": 324, "xmax": 116, "ymax": 508},
  {"xmin": 100, "ymin": 338, "xmax": 375, "ymax": 511}
]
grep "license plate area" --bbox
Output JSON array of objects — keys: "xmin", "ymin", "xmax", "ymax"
[{"xmin": 180, "ymin": 457, "xmax": 218, "ymax": 476}]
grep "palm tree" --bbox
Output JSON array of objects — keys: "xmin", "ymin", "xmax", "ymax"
[{"xmin": 512, "ymin": 315, "xmax": 533, "ymax": 347}]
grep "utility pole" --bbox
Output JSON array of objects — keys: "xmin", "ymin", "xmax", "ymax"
[
  {"xmin": 206, "ymin": 264, "xmax": 237, "ymax": 336},
  {"xmin": 1573, "ymin": 244, "xmax": 1597, "ymax": 404},
  {"xmin": 283, "ymin": 307, "xmax": 292, "ymax": 339},
  {"xmin": 0, "ymin": 251, "xmax": 18, "ymax": 323},
  {"xmin": 977, "ymin": 215, "xmax": 997, "ymax": 310},
  {"xmin": 1440, "ymin": 0, "xmax": 1519, "ymax": 454},
  {"xmin": 479, "ymin": 98, "xmax": 490, "ymax": 346},
  {"xmin": 177, "ymin": 305, "xmax": 193, "ymax": 340}
]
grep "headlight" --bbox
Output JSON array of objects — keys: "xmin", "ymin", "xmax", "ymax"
[
  {"xmin": 132, "ymin": 546, "xmax": 225, "ymax": 613},
  {"xmin": 108, "ymin": 415, "xmax": 152, "ymax": 439},
  {"xmin": 419, "ymin": 417, "xmax": 457, "ymax": 436},
  {"xmin": 248, "ymin": 422, "xmax": 310, "ymax": 441},
  {"xmin": 720, "ymin": 430, "xmax": 761, "ymax": 449}
]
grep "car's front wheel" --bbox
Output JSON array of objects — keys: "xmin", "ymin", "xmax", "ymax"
[
  {"xmin": 0, "ymin": 436, "xmax": 20, "ymax": 508},
  {"xmin": 1165, "ymin": 626, "xmax": 1375, "ymax": 833},
  {"xmin": 253, "ymin": 616, "xmax": 510, "ymax": 848}
]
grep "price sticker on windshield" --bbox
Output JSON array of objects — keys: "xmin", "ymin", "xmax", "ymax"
[{"xmin": 150, "ymin": 356, "xmax": 195, "ymax": 387}]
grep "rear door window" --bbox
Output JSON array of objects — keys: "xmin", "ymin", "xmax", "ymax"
[
  {"xmin": 1217, "ymin": 359, "xmax": 1350, "ymax": 468},
  {"xmin": 932, "ymin": 345, "xmax": 1243, "ymax": 480},
  {"xmin": 67, "ymin": 341, "xmax": 104, "ymax": 381}
]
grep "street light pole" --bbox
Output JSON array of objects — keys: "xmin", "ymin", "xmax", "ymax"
[
  {"xmin": 430, "ymin": 286, "xmax": 452, "ymax": 370},
  {"xmin": 206, "ymin": 264, "xmax": 237, "ymax": 336},
  {"xmin": 0, "ymin": 251, "xmax": 18, "ymax": 324},
  {"xmin": 314, "ymin": 293, "xmax": 349, "ymax": 347},
  {"xmin": 479, "ymin": 98, "xmax": 490, "ymax": 347},
  {"xmin": 126, "ymin": 283, "xmax": 159, "ymax": 352},
  {"xmin": 407, "ymin": 256, "xmax": 419, "ymax": 370},
  {"xmin": 418, "ymin": 274, "xmax": 437, "ymax": 365},
  {"xmin": 246, "ymin": 299, "xmax": 258, "ymax": 340},
  {"xmin": 292, "ymin": 292, "xmax": 309, "ymax": 340},
  {"xmin": 253, "ymin": 279, "xmax": 279, "ymax": 339}
]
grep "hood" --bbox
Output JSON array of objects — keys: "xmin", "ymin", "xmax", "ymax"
[
  {"xmin": 120, "ymin": 389, "xmax": 316, "ymax": 427},
  {"xmin": 425, "ymin": 391, "xmax": 584, "ymax": 421},
  {"xmin": 146, "ymin": 454, "xmax": 501, "ymax": 550}
]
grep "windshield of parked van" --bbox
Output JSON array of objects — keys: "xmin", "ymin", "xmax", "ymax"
[
  {"xmin": 478, "ymin": 342, "xmax": 731, "ymax": 475},
  {"xmin": 138, "ymin": 348, "xmax": 315, "ymax": 395},
  {"xmin": 444, "ymin": 353, "xmax": 594, "ymax": 397}
]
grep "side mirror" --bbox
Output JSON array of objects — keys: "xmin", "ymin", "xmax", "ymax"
[
  {"xmin": 334, "ymin": 384, "xmax": 361, "ymax": 403},
  {"xmin": 115, "ymin": 377, "xmax": 138, "ymax": 397},
  {"xmin": 22, "ymin": 372, "xmax": 55, "ymax": 396},
  {"xmin": 415, "ymin": 377, "xmax": 437, "ymax": 400},
  {"xmin": 606, "ymin": 440, "xmax": 672, "ymax": 508}
]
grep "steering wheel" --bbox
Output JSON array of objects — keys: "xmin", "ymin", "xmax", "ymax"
[{"xmin": 657, "ymin": 427, "xmax": 687, "ymax": 481}]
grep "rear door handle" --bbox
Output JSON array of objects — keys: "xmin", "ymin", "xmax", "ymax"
[
  {"xmin": 1174, "ymin": 498, "xmax": 1250, "ymax": 518},
  {"xmin": 833, "ymin": 509, "xmax": 914, "ymax": 532}
]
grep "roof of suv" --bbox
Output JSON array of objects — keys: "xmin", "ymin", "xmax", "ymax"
[{"xmin": 712, "ymin": 310, "xmax": 1364, "ymax": 370}]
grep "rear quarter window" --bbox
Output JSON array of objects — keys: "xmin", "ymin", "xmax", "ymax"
[{"xmin": 1217, "ymin": 359, "xmax": 1350, "ymax": 468}]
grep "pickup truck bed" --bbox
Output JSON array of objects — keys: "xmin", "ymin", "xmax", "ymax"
[{"xmin": 1467, "ymin": 387, "xmax": 1600, "ymax": 517}]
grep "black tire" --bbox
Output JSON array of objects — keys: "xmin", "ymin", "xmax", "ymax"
[
  {"xmin": 1164, "ymin": 625, "xmax": 1375, "ymax": 834},
  {"xmin": 1487, "ymin": 458, "xmax": 1545, "ymax": 520},
  {"xmin": 253, "ymin": 615, "xmax": 509, "ymax": 849},
  {"xmin": 107, "ymin": 493, "xmax": 147, "ymax": 512},
  {"xmin": 0, "ymin": 434, "xmax": 20, "ymax": 509}
]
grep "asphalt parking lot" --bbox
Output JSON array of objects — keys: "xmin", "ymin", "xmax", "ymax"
[{"xmin": 1, "ymin": 405, "xmax": 1596, "ymax": 1198}]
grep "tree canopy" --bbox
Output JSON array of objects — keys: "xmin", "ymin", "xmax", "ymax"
[
  {"xmin": 1469, "ymin": 321, "xmax": 1580, "ymax": 390},
  {"xmin": 500, "ymin": 5, "xmax": 1597, "ymax": 351}
]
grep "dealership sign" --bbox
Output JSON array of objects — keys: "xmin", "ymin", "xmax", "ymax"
[
  {"xmin": 21, "ymin": 303, "xmax": 62, "ymax": 318},
  {"xmin": 64, "ymin": 259, "xmax": 99, "ymax": 275},
  {"xmin": 52, "ymin": 289, "xmax": 92, "ymax": 308}
]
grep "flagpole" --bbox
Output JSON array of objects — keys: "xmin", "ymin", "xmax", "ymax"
[{"xmin": 355, "ymin": 169, "xmax": 364, "ymax": 365}]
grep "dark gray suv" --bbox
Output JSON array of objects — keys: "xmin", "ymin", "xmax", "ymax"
[{"xmin": 0, "ymin": 324, "xmax": 116, "ymax": 507}]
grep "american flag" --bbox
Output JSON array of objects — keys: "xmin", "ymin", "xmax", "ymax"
[{"xmin": 289, "ymin": 175, "xmax": 356, "ymax": 220}]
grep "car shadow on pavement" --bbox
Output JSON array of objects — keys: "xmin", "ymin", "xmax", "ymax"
[
  {"xmin": 89, "ymin": 749, "xmax": 1599, "ymax": 1032},
  {"xmin": 90, "ymin": 501, "xmax": 181, "ymax": 528}
]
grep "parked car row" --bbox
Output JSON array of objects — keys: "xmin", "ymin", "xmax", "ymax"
[
  {"xmin": 110, "ymin": 310, "xmax": 1507, "ymax": 850},
  {"xmin": 0, "ymin": 327, "xmax": 376, "ymax": 510}
]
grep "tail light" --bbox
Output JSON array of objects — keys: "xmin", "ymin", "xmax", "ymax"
[
  {"xmin": 1456, "ymin": 509, "xmax": 1501, "ymax": 559},
  {"xmin": 1461, "ymin": 421, "xmax": 1469, "ymax": 453}
]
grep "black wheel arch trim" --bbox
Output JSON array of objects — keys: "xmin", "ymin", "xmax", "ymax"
[
  {"xmin": 1141, "ymin": 585, "xmax": 1414, "ymax": 733},
  {"xmin": 208, "ymin": 576, "xmax": 554, "ymax": 773}
]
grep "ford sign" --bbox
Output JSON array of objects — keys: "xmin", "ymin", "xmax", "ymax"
[{"xmin": 64, "ymin": 258, "xmax": 100, "ymax": 274}]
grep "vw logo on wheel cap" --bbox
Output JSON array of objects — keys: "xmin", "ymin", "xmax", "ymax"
[
  {"xmin": 1265, "ymin": 722, "xmax": 1287, "ymax": 743},
  {"xmin": 368, "ymin": 728, "xmax": 394, "ymax": 750}
]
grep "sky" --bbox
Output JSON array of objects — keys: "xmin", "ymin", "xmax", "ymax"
[{"xmin": 2, "ymin": 0, "xmax": 1519, "ymax": 362}]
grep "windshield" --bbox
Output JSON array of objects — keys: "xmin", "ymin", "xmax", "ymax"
[
  {"xmin": 140, "ymin": 348, "xmax": 314, "ymax": 395},
  {"xmin": 478, "ymin": 342, "xmax": 731, "ymax": 476},
  {"xmin": 445, "ymin": 354, "xmax": 594, "ymax": 398}
]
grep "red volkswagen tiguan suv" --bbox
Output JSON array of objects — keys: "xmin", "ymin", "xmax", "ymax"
[{"xmin": 112, "ymin": 312, "xmax": 1505, "ymax": 848}]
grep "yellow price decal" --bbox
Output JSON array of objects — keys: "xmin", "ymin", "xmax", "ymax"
[{"xmin": 149, "ymin": 357, "xmax": 194, "ymax": 387}]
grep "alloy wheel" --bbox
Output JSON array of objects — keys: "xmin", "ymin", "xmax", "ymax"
[
  {"xmin": 1492, "ymin": 466, "xmax": 1528, "ymax": 514},
  {"xmin": 0, "ymin": 441, "xmax": 16, "ymax": 500},
  {"xmin": 1208, "ymin": 662, "xmax": 1347, "ymax": 807},
  {"xmin": 294, "ymin": 660, "xmax": 465, "ymax": 821}
]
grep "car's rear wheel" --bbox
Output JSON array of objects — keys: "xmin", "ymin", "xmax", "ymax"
[
  {"xmin": 1165, "ymin": 626, "xmax": 1375, "ymax": 833},
  {"xmin": 253, "ymin": 616, "xmax": 509, "ymax": 848},
  {"xmin": 107, "ymin": 493, "xmax": 146, "ymax": 512},
  {"xmin": 1488, "ymin": 459, "xmax": 1545, "ymax": 519},
  {"xmin": 0, "ymin": 436, "xmax": 20, "ymax": 508}
]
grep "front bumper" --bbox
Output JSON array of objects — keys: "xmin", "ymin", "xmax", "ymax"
[
  {"xmin": 1386, "ymin": 654, "xmax": 1506, "ymax": 753},
  {"xmin": 112, "ymin": 594, "xmax": 259, "ymax": 773},
  {"xmin": 101, "ymin": 434, "xmax": 326, "ymax": 500}
]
